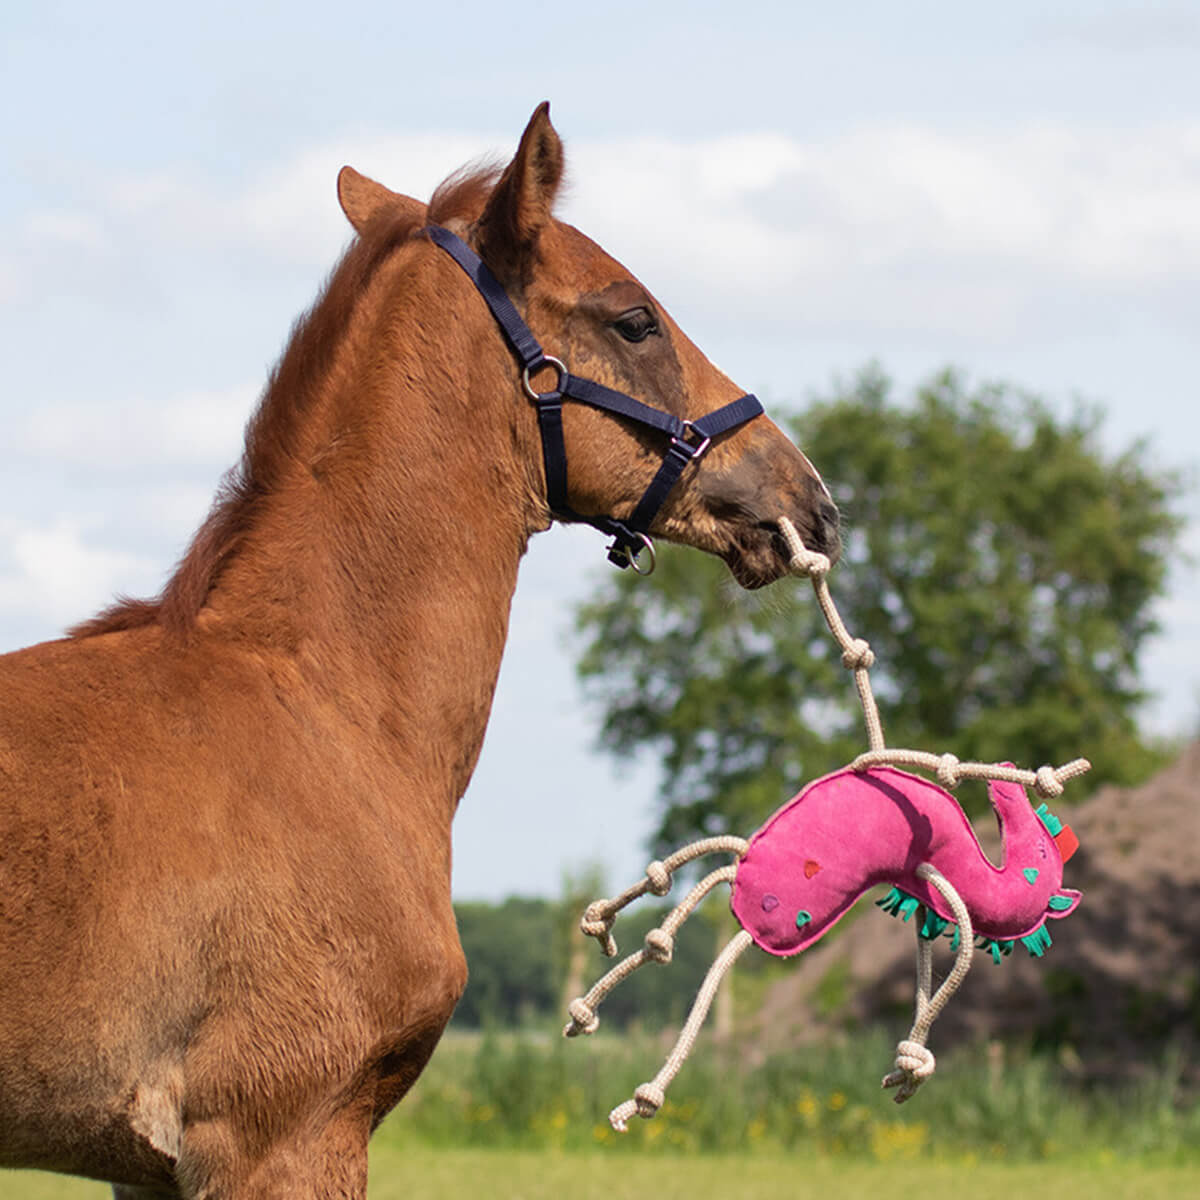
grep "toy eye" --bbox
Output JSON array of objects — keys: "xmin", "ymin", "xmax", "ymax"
[
  {"xmin": 761, "ymin": 894, "xmax": 779, "ymax": 912},
  {"xmin": 613, "ymin": 308, "xmax": 658, "ymax": 343},
  {"xmin": 795, "ymin": 910, "xmax": 812, "ymax": 928}
]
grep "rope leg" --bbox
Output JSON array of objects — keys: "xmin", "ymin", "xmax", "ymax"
[
  {"xmin": 564, "ymin": 866, "xmax": 738, "ymax": 1037},
  {"xmin": 609, "ymin": 929, "xmax": 754, "ymax": 1132},
  {"xmin": 883, "ymin": 863, "xmax": 974, "ymax": 1102},
  {"xmin": 579, "ymin": 837, "xmax": 747, "ymax": 957}
]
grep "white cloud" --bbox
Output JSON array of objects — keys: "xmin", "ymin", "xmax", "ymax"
[
  {"xmin": 0, "ymin": 516, "xmax": 161, "ymax": 633},
  {"xmin": 565, "ymin": 122, "xmax": 1200, "ymax": 341},
  {"xmin": 24, "ymin": 210, "xmax": 108, "ymax": 251},
  {"xmin": 18, "ymin": 383, "xmax": 254, "ymax": 471},
  {"xmin": 8, "ymin": 119, "xmax": 1198, "ymax": 347},
  {"xmin": 233, "ymin": 134, "xmax": 500, "ymax": 267}
]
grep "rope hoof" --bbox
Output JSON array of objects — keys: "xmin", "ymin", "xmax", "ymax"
[
  {"xmin": 610, "ymin": 1082, "xmax": 665, "ymax": 1131},
  {"xmin": 634, "ymin": 1082, "xmax": 665, "ymax": 1114},
  {"xmin": 564, "ymin": 998, "xmax": 599, "ymax": 1037},
  {"xmin": 882, "ymin": 1040, "xmax": 935, "ymax": 1103},
  {"xmin": 645, "ymin": 860, "xmax": 671, "ymax": 895},
  {"xmin": 609, "ymin": 1099, "xmax": 637, "ymax": 1132},
  {"xmin": 643, "ymin": 928, "xmax": 674, "ymax": 963}
]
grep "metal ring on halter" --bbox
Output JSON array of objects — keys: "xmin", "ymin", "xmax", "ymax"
[
  {"xmin": 678, "ymin": 420, "xmax": 712, "ymax": 460},
  {"xmin": 522, "ymin": 356, "xmax": 568, "ymax": 402},
  {"xmin": 626, "ymin": 533, "xmax": 656, "ymax": 576}
]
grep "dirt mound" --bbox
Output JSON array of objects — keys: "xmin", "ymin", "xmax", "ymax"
[{"xmin": 751, "ymin": 745, "xmax": 1200, "ymax": 1076}]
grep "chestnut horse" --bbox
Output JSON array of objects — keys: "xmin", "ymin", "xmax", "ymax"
[{"xmin": 0, "ymin": 105, "xmax": 838, "ymax": 1197}]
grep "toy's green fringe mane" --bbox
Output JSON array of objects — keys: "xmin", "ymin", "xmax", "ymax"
[{"xmin": 875, "ymin": 801, "xmax": 1072, "ymax": 965}]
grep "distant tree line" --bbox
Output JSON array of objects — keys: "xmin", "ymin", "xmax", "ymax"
[{"xmin": 450, "ymin": 896, "xmax": 742, "ymax": 1030}]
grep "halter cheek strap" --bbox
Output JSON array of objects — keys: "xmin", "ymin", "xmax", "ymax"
[{"xmin": 424, "ymin": 224, "xmax": 763, "ymax": 572}]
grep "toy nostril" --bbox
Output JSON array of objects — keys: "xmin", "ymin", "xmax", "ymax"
[{"xmin": 795, "ymin": 910, "xmax": 812, "ymax": 928}]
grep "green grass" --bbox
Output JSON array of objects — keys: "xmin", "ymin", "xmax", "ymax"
[
  {"xmin": 8, "ymin": 1150, "xmax": 1200, "ymax": 1200},
  {"xmin": 387, "ymin": 1029, "xmax": 1200, "ymax": 1162},
  {"xmin": 6, "ymin": 1031, "xmax": 1197, "ymax": 1196}
]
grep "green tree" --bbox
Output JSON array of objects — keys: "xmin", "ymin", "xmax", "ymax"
[
  {"xmin": 574, "ymin": 366, "xmax": 1185, "ymax": 851},
  {"xmin": 452, "ymin": 897, "xmax": 558, "ymax": 1027}
]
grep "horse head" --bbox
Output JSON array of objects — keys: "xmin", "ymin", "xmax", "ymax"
[{"xmin": 337, "ymin": 103, "xmax": 839, "ymax": 587}]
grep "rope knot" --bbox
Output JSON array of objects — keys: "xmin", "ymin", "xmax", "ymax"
[
  {"xmin": 633, "ymin": 1082, "xmax": 665, "ymax": 1117},
  {"xmin": 643, "ymin": 928, "xmax": 674, "ymax": 963},
  {"xmin": 791, "ymin": 549, "xmax": 831, "ymax": 578},
  {"xmin": 935, "ymin": 753, "xmax": 961, "ymax": 789},
  {"xmin": 645, "ymin": 860, "xmax": 671, "ymax": 896},
  {"xmin": 564, "ymin": 997, "xmax": 599, "ymax": 1037},
  {"xmin": 609, "ymin": 1081, "xmax": 665, "ymax": 1133},
  {"xmin": 1033, "ymin": 765, "xmax": 1064, "ymax": 798},
  {"xmin": 893, "ymin": 1040, "xmax": 936, "ymax": 1078},
  {"xmin": 841, "ymin": 638, "xmax": 875, "ymax": 670},
  {"xmin": 580, "ymin": 901, "xmax": 617, "ymax": 957},
  {"xmin": 882, "ymin": 1040, "xmax": 936, "ymax": 1103}
]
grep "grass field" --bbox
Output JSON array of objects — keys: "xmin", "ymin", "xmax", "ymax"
[
  {"xmin": 8, "ymin": 1148, "xmax": 1200, "ymax": 1200},
  {"xmin": 7, "ymin": 1032, "xmax": 1197, "ymax": 1196}
]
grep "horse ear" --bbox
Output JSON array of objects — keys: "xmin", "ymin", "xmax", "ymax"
[
  {"xmin": 337, "ymin": 166, "xmax": 424, "ymax": 234},
  {"xmin": 474, "ymin": 101, "xmax": 564, "ymax": 278}
]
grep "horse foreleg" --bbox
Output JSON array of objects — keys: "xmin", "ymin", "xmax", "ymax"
[{"xmin": 172, "ymin": 1111, "xmax": 371, "ymax": 1200}]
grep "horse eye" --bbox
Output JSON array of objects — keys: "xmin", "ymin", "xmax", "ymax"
[{"xmin": 613, "ymin": 308, "xmax": 658, "ymax": 343}]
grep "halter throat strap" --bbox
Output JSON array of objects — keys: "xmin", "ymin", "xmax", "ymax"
[{"xmin": 424, "ymin": 224, "xmax": 763, "ymax": 570}]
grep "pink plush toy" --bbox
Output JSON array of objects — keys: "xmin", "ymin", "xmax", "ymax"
[
  {"xmin": 733, "ymin": 765, "xmax": 1080, "ymax": 961},
  {"xmin": 565, "ymin": 764, "xmax": 1082, "ymax": 1129},
  {"xmin": 565, "ymin": 522, "xmax": 1087, "ymax": 1131}
]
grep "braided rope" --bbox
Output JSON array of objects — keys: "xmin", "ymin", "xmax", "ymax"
[
  {"xmin": 779, "ymin": 516, "xmax": 1087, "ymax": 1100},
  {"xmin": 851, "ymin": 749, "xmax": 1092, "ymax": 799},
  {"xmin": 609, "ymin": 929, "xmax": 754, "ymax": 1131},
  {"xmin": 776, "ymin": 517, "xmax": 1090, "ymax": 790},
  {"xmin": 579, "ymin": 836, "xmax": 748, "ymax": 957},
  {"xmin": 882, "ymin": 863, "xmax": 974, "ymax": 1102},
  {"xmin": 564, "ymin": 865, "xmax": 740, "ymax": 1038}
]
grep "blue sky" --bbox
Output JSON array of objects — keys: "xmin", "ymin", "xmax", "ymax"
[{"xmin": 3, "ymin": 1, "xmax": 1198, "ymax": 899}]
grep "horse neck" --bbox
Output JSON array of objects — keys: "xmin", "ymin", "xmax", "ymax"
[{"xmin": 205, "ymin": 252, "xmax": 544, "ymax": 807}]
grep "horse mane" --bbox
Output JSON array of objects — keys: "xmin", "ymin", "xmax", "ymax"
[{"xmin": 70, "ymin": 164, "xmax": 503, "ymax": 641}]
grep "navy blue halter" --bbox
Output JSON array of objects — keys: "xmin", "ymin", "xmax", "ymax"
[{"xmin": 425, "ymin": 225, "xmax": 763, "ymax": 572}]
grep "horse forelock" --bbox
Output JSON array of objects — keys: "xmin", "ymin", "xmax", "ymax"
[
  {"xmin": 427, "ymin": 162, "xmax": 504, "ymax": 228},
  {"xmin": 71, "ymin": 168, "xmax": 506, "ymax": 643}
]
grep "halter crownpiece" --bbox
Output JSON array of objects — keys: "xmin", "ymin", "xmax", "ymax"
[{"xmin": 425, "ymin": 225, "xmax": 764, "ymax": 572}]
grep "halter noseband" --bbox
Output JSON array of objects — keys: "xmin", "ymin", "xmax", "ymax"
[{"xmin": 425, "ymin": 225, "xmax": 763, "ymax": 573}]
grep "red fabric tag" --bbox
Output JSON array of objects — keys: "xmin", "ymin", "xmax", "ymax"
[{"xmin": 1054, "ymin": 825, "xmax": 1079, "ymax": 863}]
